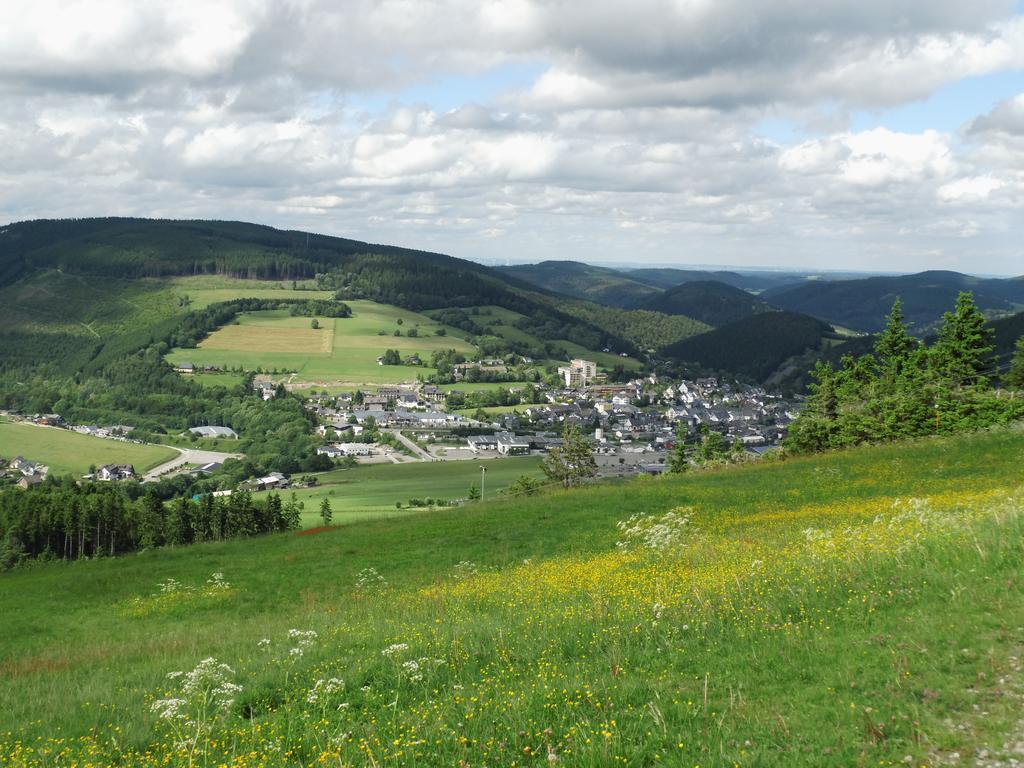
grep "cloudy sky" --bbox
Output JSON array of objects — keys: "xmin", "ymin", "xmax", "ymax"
[{"xmin": 2, "ymin": 1, "xmax": 1023, "ymax": 274}]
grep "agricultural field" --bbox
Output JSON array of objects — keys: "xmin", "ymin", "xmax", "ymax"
[
  {"xmin": 261, "ymin": 456, "xmax": 543, "ymax": 523},
  {"xmin": 2, "ymin": 428, "xmax": 1024, "ymax": 766},
  {"xmin": 166, "ymin": 301, "xmax": 477, "ymax": 386},
  {"xmin": 0, "ymin": 419, "xmax": 177, "ymax": 476},
  {"xmin": 183, "ymin": 371, "xmax": 248, "ymax": 390},
  {"xmin": 168, "ymin": 276, "xmax": 330, "ymax": 309}
]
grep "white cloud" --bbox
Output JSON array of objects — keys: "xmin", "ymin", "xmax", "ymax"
[{"xmin": 0, "ymin": 0, "xmax": 1022, "ymax": 272}]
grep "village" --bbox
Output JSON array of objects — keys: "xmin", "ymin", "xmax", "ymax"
[
  {"xmin": 301, "ymin": 358, "xmax": 799, "ymax": 478},
  {"xmin": 1, "ymin": 358, "xmax": 799, "ymax": 493}
]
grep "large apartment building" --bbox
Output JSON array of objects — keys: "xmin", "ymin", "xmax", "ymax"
[{"xmin": 557, "ymin": 358, "xmax": 598, "ymax": 388}]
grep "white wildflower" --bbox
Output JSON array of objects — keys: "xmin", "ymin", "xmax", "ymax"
[
  {"xmin": 381, "ymin": 643, "xmax": 409, "ymax": 658},
  {"xmin": 616, "ymin": 507, "xmax": 695, "ymax": 551}
]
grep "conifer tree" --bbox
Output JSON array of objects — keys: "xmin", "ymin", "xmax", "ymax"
[
  {"xmin": 1006, "ymin": 336, "xmax": 1024, "ymax": 389},
  {"xmin": 667, "ymin": 424, "xmax": 691, "ymax": 473},
  {"xmin": 874, "ymin": 298, "xmax": 916, "ymax": 380},
  {"xmin": 542, "ymin": 423, "xmax": 597, "ymax": 488},
  {"xmin": 931, "ymin": 292, "xmax": 993, "ymax": 386},
  {"xmin": 319, "ymin": 497, "xmax": 332, "ymax": 526}
]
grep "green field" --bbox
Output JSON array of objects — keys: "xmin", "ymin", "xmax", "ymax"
[
  {"xmin": 3, "ymin": 429, "xmax": 1024, "ymax": 766},
  {"xmin": 0, "ymin": 420, "xmax": 178, "ymax": 475},
  {"xmin": 263, "ymin": 456, "xmax": 543, "ymax": 523},
  {"xmin": 166, "ymin": 302, "xmax": 478, "ymax": 386},
  {"xmin": 169, "ymin": 276, "xmax": 330, "ymax": 309}
]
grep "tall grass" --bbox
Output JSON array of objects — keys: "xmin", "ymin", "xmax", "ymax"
[{"xmin": 2, "ymin": 427, "xmax": 1024, "ymax": 766}]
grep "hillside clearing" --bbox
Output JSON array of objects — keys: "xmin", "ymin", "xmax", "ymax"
[
  {"xmin": 166, "ymin": 302, "xmax": 477, "ymax": 386},
  {"xmin": 2, "ymin": 428, "xmax": 1024, "ymax": 766}
]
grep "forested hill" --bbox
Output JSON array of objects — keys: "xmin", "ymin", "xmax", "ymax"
[
  {"xmin": 659, "ymin": 311, "xmax": 840, "ymax": 384},
  {"xmin": 640, "ymin": 280, "xmax": 773, "ymax": 326},
  {"xmin": 0, "ymin": 218, "xmax": 711, "ymax": 375},
  {"xmin": 0, "ymin": 218, "xmax": 494, "ymax": 285},
  {"xmin": 763, "ymin": 270, "xmax": 1024, "ymax": 333},
  {"xmin": 497, "ymin": 261, "xmax": 661, "ymax": 308}
]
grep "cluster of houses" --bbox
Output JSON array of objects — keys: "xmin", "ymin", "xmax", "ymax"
[
  {"xmin": 484, "ymin": 376, "xmax": 797, "ymax": 457},
  {"xmin": 1, "ymin": 456, "xmax": 50, "ymax": 489},
  {"xmin": 298, "ymin": 373, "xmax": 797, "ymax": 476}
]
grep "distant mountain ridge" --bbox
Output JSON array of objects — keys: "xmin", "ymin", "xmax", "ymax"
[{"xmin": 763, "ymin": 270, "xmax": 1024, "ymax": 333}]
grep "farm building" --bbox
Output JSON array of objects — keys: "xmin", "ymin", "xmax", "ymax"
[{"xmin": 189, "ymin": 426, "xmax": 238, "ymax": 439}]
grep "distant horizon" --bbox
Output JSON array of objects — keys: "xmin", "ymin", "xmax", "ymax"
[
  {"xmin": 1, "ymin": 2, "xmax": 1022, "ymax": 275},
  {"xmin": 3, "ymin": 213, "xmax": 1020, "ymax": 279}
]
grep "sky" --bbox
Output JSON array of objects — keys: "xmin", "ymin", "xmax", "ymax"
[{"xmin": 1, "ymin": 1, "xmax": 1023, "ymax": 274}]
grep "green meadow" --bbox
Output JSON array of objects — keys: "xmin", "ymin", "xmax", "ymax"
[
  {"xmin": 264, "ymin": 456, "xmax": 544, "ymax": 524},
  {"xmin": 166, "ymin": 302, "xmax": 477, "ymax": 386},
  {"xmin": 2, "ymin": 428, "xmax": 1024, "ymax": 766},
  {"xmin": 0, "ymin": 419, "xmax": 178, "ymax": 476}
]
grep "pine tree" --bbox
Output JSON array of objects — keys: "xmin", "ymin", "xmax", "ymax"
[
  {"xmin": 319, "ymin": 497, "xmax": 332, "ymax": 526},
  {"xmin": 542, "ymin": 423, "xmax": 597, "ymax": 488},
  {"xmin": 667, "ymin": 424, "xmax": 691, "ymax": 473},
  {"xmin": 874, "ymin": 298, "xmax": 916, "ymax": 379},
  {"xmin": 931, "ymin": 292, "xmax": 993, "ymax": 386},
  {"xmin": 282, "ymin": 493, "xmax": 303, "ymax": 531},
  {"xmin": 1005, "ymin": 336, "xmax": 1024, "ymax": 389}
]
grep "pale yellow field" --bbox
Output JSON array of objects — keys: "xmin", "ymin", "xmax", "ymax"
[{"xmin": 199, "ymin": 322, "xmax": 334, "ymax": 354}]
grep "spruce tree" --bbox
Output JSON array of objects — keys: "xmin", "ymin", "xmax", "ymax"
[
  {"xmin": 667, "ymin": 424, "xmax": 691, "ymax": 473},
  {"xmin": 874, "ymin": 298, "xmax": 916, "ymax": 379},
  {"xmin": 931, "ymin": 292, "xmax": 993, "ymax": 386},
  {"xmin": 319, "ymin": 498, "xmax": 332, "ymax": 526},
  {"xmin": 1006, "ymin": 336, "xmax": 1024, "ymax": 389},
  {"xmin": 542, "ymin": 423, "xmax": 597, "ymax": 488}
]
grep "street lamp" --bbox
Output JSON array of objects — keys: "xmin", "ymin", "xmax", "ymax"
[{"xmin": 479, "ymin": 465, "xmax": 487, "ymax": 500}]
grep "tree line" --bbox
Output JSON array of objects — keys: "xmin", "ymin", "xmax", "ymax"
[
  {"xmin": 787, "ymin": 293, "xmax": 1024, "ymax": 453},
  {"xmin": 0, "ymin": 481, "xmax": 305, "ymax": 569}
]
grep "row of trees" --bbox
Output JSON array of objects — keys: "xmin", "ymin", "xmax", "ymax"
[
  {"xmin": 0, "ymin": 482, "xmax": 305, "ymax": 569},
  {"xmin": 787, "ymin": 293, "xmax": 1024, "ymax": 453}
]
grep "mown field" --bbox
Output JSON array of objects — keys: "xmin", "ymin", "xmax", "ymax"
[
  {"xmin": 2, "ymin": 428, "xmax": 1024, "ymax": 767},
  {"xmin": 0, "ymin": 419, "xmax": 178, "ymax": 475},
  {"xmin": 166, "ymin": 302, "xmax": 478, "ymax": 386},
  {"xmin": 264, "ymin": 456, "xmax": 543, "ymax": 524}
]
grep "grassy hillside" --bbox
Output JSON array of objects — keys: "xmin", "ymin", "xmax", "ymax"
[
  {"xmin": 0, "ymin": 419, "xmax": 178, "ymax": 475},
  {"xmin": 0, "ymin": 220, "xmax": 644, "ymax": 379},
  {"xmin": 166, "ymin": 302, "xmax": 477, "ymax": 386},
  {"xmin": 661, "ymin": 311, "xmax": 838, "ymax": 382},
  {"xmin": 763, "ymin": 270, "xmax": 1024, "ymax": 333},
  {"xmin": 2, "ymin": 428, "xmax": 1024, "ymax": 766},
  {"xmin": 640, "ymin": 279, "xmax": 773, "ymax": 326},
  {"xmin": 263, "ymin": 456, "xmax": 544, "ymax": 524}
]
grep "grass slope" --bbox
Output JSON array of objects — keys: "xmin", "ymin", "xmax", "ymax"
[
  {"xmin": 265, "ymin": 456, "xmax": 544, "ymax": 523},
  {"xmin": 0, "ymin": 420, "xmax": 177, "ymax": 475},
  {"xmin": 166, "ymin": 302, "xmax": 477, "ymax": 386},
  {"xmin": 2, "ymin": 428, "xmax": 1024, "ymax": 766}
]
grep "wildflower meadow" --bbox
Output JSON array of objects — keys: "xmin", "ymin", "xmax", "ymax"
[{"xmin": 2, "ymin": 427, "xmax": 1024, "ymax": 766}]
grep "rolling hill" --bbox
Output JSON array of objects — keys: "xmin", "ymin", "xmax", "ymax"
[
  {"xmin": 640, "ymin": 279, "xmax": 773, "ymax": 326},
  {"xmin": 660, "ymin": 310, "xmax": 839, "ymax": 382},
  {"xmin": 624, "ymin": 266, "xmax": 806, "ymax": 293},
  {"xmin": 763, "ymin": 270, "xmax": 1024, "ymax": 333}
]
